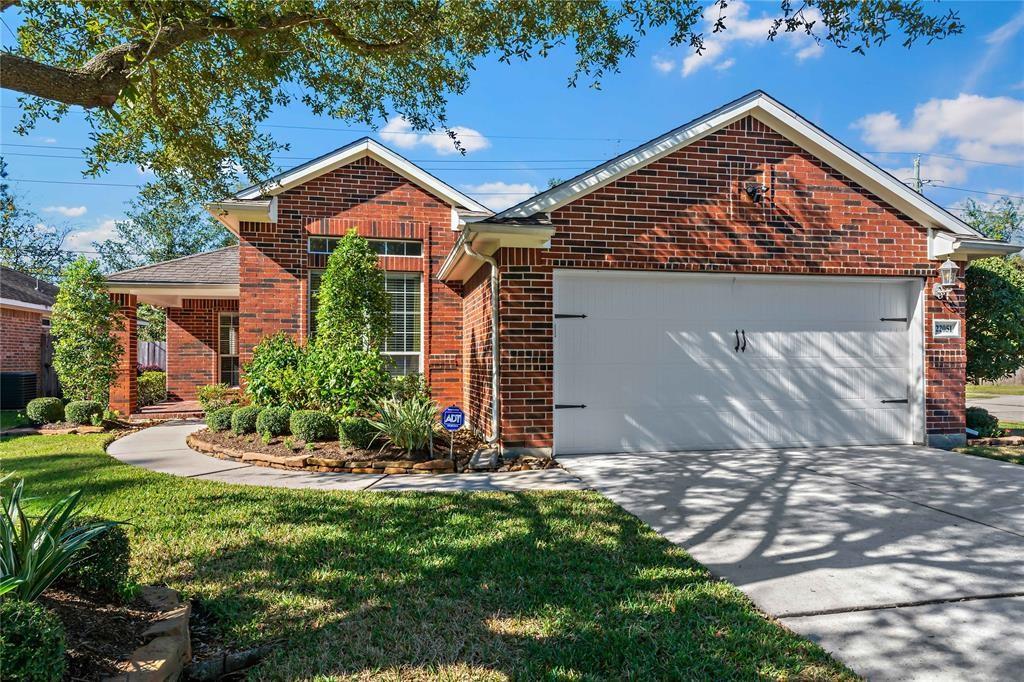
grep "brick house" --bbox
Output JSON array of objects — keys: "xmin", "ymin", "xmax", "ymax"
[
  {"xmin": 1, "ymin": 266, "xmax": 58, "ymax": 406},
  {"xmin": 106, "ymin": 91, "xmax": 1017, "ymax": 452}
]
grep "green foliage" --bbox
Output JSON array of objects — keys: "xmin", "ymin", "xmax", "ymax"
[
  {"xmin": 315, "ymin": 230, "xmax": 390, "ymax": 350},
  {"xmin": 256, "ymin": 406, "xmax": 292, "ymax": 437},
  {"xmin": 137, "ymin": 304, "xmax": 166, "ymax": 342},
  {"xmin": 338, "ymin": 417, "xmax": 379, "ymax": 450},
  {"xmin": 57, "ymin": 515, "xmax": 130, "ymax": 599},
  {"xmin": 966, "ymin": 406, "xmax": 1002, "ymax": 438},
  {"xmin": 8, "ymin": 4, "xmax": 961, "ymax": 205},
  {"xmin": 206, "ymin": 406, "xmax": 237, "ymax": 432},
  {"xmin": 138, "ymin": 370, "xmax": 167, "ymax": 407},
  {"xmin": 390, "ymin": 372, "xmax": 430, "ymax": 401},
  {"xmin": 960, "ymin": 197, "xmax": 1023, "ymax": 244},
  {"xmin": 0, "ymin": 158, "xmax": 72, "ymax": 283},
  {"xmin": 50, "ymin": 257, "xmax": 121, "ymax": 405},
  {"xmin": 94, "ymin": 180, "xmax": 235, "ymax": 273},
  {"xmin": 303, "ymin": 343, "xmax": 391, "ymax": 418},
  {"xmin": 0, "ymin": 478, "xmax": 117, "ymax": 602},
  {"xmin": 966, "ymin": 257, "xmax": 1024, "ymax": 383},
  {"xmin": 289, "ymin": 410, "xmax": 337, "ymax": 443},
  {"xmin": 369, "ymin": 395, "xmax": 438, "ymax": 454},
  {"xmin": 0, "ymin": 598, "xmax": 66, "ymax": 682},
  {"xmin": 243, "ymin": 333, "xmax": 306, "ymax": 408},
  {"xmin": 196, "ymin": 383, "xmax": 242, "ymax": 413},
  {"xmin": 231, "ymin": 406, "xmax": 262, "ymax": 435},
  {"xmin": 64, "ymin": 400, "xmax": 103, "ymax": 426},
  {"xmin": 25, "ymin": 398, "xmax": 63, "ymax": 426}
]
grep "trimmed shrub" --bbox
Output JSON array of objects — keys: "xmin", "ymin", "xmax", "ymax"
[
  {"xmin": 206, "ymin": 406, "xmax": 237, "ymax": 432},
  {"xmin": 25, "ymin": 397, "xmax": 63, "ymax": 425},
  {"xmin": 244, "ymin": 333, "xmax": 306, "ymax": 408},
  {"xmin": 256, "ymin": 406, "xmax": 291, "ymax": 437},
  {"xmin": 231, "ymin": 406, "xmax": 262, "ymax": 435},
  {"xmin": 290, "ymin": 410, "xmax": 336, "ymax": 442},
  {"xmin": 138, "ymin": 370, "xmax": 167, "ymax": 407},
  {"xmin": 64, "ymin": 400, "xmax": 103, "ymax": 426},
  {"xmin": 58, "ymin": 516, "xmax": 130, "ymax": 599},
  {"xmin": 390, "ymin": 372, "xmax": 430, "ymax": 401},
  {"xmin": 196, "ymin": 383, "xmax": 242, "ymax": 413},
  {"xmin": 967, "ymin": 406, "xmax": 1002, "ymax": 438},
  {"xmin": 0, "ymin": 598, "xmax": 66, "ymax": 682},
  {"xmin": 338, "ymin": 417, "xmax": 378, "ymax": 449}
]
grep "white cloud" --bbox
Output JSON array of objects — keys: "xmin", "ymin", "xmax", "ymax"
[
  {"xmin": 64, "ymin": 219, "xmax": 118, "ymax": 254},
  {"xmin": 680, "ymin": 0, "xmax": 824, "ymax": 76},
  {"xmin": 883, "ymin": 156, "xmax": 969, "ymax": 188},
  {"xmin": 34, "ymin": 137, "xmax": 57, "ymax": 145},
  {"xmin": 964, "ymin": 7, "xmax": 1024, "ymax": 90},
  {"xmin": 379, "ymin": 116, "xmax": 490, "ymax": 155},
  {"xmin": 43, "ymin": 205, "xmax": 87, "ymax": 218},
  {"xmin": 461, "ymin": 181, "xmax": 538, "ymax": 211},
  {"xmin": 652, "ymin": 56, "xmax": 676, "ymax": 73},
  {"xmin": 853, "ymin": 94, "xmax": 1024, "ymax": 163}
]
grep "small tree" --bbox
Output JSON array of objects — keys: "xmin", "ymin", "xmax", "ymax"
[
  {"xmin": 966, "ymin": 256, "xmax": 1024, "ymax": 384},
  {"xmin": 50, "ymin": 258, "xmax": 122, "ymax": 405},
  {"xmin": 315, "ymin": 230, "xmax": 390, "ymax": 349}
]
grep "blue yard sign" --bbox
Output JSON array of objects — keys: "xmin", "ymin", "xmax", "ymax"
[{"xmin": 441, "ymin": 405, "xmax": 465, "ymax": 432}]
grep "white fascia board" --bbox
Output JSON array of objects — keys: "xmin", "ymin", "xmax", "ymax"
[
  {"xmin": 205, "ymin": 199, "xmax": 275, "ymax": 234},
  {"xmin": 105, "ymin": 283, "xmax": 239, "ymax": 307},
  {"xmin": 234, "ymin": 139, "xmax": 491, "ymax": 214},
  {"xmin": 437, "ymin": 224, "xmax": 555, "ymax": 282},
  {"xmin": 497, "ymin": 91, "xmax": 982, "ymax": 239},
  {"xmin": 0, "ymin": 297, "xmax": 51, "ymax": 314}
]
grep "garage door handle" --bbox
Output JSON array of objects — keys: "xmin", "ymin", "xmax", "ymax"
[
  {"xmin": 735, "ymin": 330, "xmax": 741, "ymax": 352},
  {"xmin": 741, "ymin": 329, "xmax": 747, "ymax": 352},
  {"xmin": 881, "ymin": 399, "xmax": 909, "ymax": 404}
]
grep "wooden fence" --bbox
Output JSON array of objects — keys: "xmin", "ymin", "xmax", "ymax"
[{"xmin": 138, "ymin": 341, "xmax": 166, "ymax": 370}]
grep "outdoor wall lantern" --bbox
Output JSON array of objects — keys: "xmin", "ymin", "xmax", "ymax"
[
  {"xmin": 744, "ymin": 182, "xmax": 768, "ymax": 203},
  {"xmin": 932, "ymin": 258, "xmax": 959, "ymax": 299}
]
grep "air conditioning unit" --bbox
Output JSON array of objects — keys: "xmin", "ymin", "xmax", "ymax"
[{"xmin": 0, "ymin": 372, "xmax": 39, "ymax": 410}]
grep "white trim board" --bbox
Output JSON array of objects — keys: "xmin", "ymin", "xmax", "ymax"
[{"xmin": 496, "ymin": 91, "xmax": 985, "ymax": 240}]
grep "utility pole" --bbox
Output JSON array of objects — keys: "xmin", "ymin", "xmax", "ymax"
[{"xmin": 913, "ymin": 155, "xmax": 923, "ymax": 194}]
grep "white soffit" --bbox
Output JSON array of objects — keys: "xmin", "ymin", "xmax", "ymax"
[{"xmin": 496, "ymin": 91, "xmax": 984, "ymax": 239}]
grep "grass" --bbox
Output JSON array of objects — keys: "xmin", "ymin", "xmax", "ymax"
[
  {"xmin": 0, "ymin": 433, "xmax": 855, "ymax": 681},
  {"xmin": 955, "ymin": 445, "xmax": 1024, "ymax": 466},
  {"xmin": 966, "ymin": 384, "xmax": 1024, "ymax": 399},
  {"xmin": 0, "ymin": 409, "xmax": 32, "ymax": 430},
  {"xmin": 1000, "ymin": 420, "xmax": 1024, "ymax": 432}
]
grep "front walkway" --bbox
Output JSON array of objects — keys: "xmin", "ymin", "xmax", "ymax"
[
  {"xmin": 560, "ymin": 446, "xmax": 1024, "ymax": 681},
  {"xmin": 107, "ymin": 421, "xmax": 586, "ymax": 492}
]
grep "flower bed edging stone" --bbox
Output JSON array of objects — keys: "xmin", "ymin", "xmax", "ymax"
[
  {"xmin": 186, "ymin": 432, "xmax": 457, "ymax": 474},
  {"xmin": 105, "ymin": 586, "xmax": 190, "ymax": 682}
]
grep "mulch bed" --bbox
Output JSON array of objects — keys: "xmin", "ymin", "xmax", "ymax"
[
  {"xmin": 190, "ymin": 428, "xmax": 559, "ymax": 474},
  {"xmin": 39, "ymin": 588, "xmax": 163, "ymax": 681}
]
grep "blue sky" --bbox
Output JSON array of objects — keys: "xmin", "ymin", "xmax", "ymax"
[{"xmin": 2, "ymin": 1, "xmax": 1023, "ymax": 257}]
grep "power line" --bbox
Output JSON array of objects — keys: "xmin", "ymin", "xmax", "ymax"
[
  {"xmin": 880, "ymin": 150, "xmax": 1024, "ymax": 170},
  {"xmin": 933, "ymin": 185, "xmax": 1024, "ymax": 200}
]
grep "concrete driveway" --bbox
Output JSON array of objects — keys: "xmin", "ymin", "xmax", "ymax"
[
  {"xmin": 968, "ymin": 393, "xmax": 1024, "ymax": 423},
  {"xmin": 559, "ymin": 446, "xmax": 1024, "ymax": 680}
]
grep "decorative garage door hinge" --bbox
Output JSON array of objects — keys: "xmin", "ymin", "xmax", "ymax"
[
  {"xmin": 880, "ymin": 398, "xmax": 909, "ymax": 404},
  {"xmin": 880, "ymin": 317, "xmax": 908, "ymax": 322},
  {"xmin": 555, "ymin": 313, "xmax": 587, "ymax": 319},
  {"xmin": 555, "ymin": 404, "xmax": 587, "ymax": 409}
]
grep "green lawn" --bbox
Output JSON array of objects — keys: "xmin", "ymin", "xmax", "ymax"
[
  {"xmin": 966, "ymin": 384, "xmax": 1024, "ymax": 399},
  {"xmin": 1, "ymin": 433, "xmax": 855, "ymax": 680},
  {"xmin": 955, "ymin": 445, "xmax": 1024, "ymax": 466},
  {"xmin": 0, "ymin": 409, "xmax": 32, "ymax": 430}
]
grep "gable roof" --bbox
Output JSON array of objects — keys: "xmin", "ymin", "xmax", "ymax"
[
  {"xmin": 0, "ymin": 266, "xmax": 58, "ymax": 309},
  {"xmin": 492, "ymin": 90, "xmax": 984, "ymax": 239},
  {"xmin": 232, "ymin": 137, "xmax": 491, "ymax": 214},
  {"xmin": 106, "ymin": 246, "xmax": 239, "ymax": 285}
]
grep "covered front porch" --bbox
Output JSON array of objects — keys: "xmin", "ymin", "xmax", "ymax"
[{"xmin": 106, "ymin": 247, "xmax": 240, "ymax": 418}]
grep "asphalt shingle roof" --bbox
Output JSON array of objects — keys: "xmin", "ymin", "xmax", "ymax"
[
  {"xmin": 106, "ymin": 246, "xmax": 239, "ymax": 285},
  {"xmin": 0, "ymin": 266, "xmax": 58, "ymax": 307}
]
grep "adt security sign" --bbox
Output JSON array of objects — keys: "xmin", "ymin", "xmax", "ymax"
[{"xmin": 441, "ymin": 405, "xmax": 465, "ymax": 432}]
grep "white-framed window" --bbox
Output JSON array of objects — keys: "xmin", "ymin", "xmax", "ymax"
[
  {"xmin": 218, "ymin": 312, "xmax": 240, "ymax": 387},
  {"xmin": 308, "ymin": 271, "xmax": 422, "ymax": 376},
  {"xmin": 307, "ymin": 236, "xmax": 422, "ymax": 257}
]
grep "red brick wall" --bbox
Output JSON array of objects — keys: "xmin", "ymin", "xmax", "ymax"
[
  {"xmin": 166, "ymin": 299, "xmax": 239, "ymax": 400},
  {"xmin": 237, "ymin": 156, "xmax": 463, "ymax": 407},
  {"xmin": 109, "ymin": 293, "xmax": 137, "ymax": 416},
  {"xmin": 493, "ymin": 116, "xmax": 961, "ymax": 450},
  {"xmin": 0, "ymin": 306, "xmax": 43, "ymax": 375},
  {"xmin": 462, "ymin": 265, "xmax": 493, "ymax": 436}
]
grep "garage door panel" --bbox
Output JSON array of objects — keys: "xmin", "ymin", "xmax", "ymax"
[{"xmin": 554, "ymin": 271, "xmax": 919, "ymax": 455}]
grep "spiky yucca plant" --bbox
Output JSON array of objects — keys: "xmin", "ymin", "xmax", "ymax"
[{"xmin": 368, "ymin": 395, "xmax": 438, "ymax": 455}]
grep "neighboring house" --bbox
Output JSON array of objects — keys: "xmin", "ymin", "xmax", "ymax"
[
  {"xmin": 0, "ymin": 266, "xmax": 59, "ymax": 406},
  {"xmin": 106, "ymin": 91, "xmax": 1018, "ymax": 451}
]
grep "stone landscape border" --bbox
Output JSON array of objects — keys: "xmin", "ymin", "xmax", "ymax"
[{"xmin": 106, "ymin": 586, "xmax": 190, "ymax": 682}]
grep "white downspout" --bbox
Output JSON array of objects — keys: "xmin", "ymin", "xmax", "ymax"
[{"xmin": 463, "ymin": 241, "xmax": 501, "ymax": 446}]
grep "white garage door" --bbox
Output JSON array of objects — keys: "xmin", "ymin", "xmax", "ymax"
[{"xmin": 553, "ymin": 271, "xmax": 923, "ymax": 455}]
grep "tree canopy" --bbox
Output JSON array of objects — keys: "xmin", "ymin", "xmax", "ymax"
[
  {"xmin": 0, "ymin": 157, "xmax": 72, "ymax": 282},
  {"xmin": 0, "ymin": 0, "xmax": 963, "ymax": 200},
  {"xmin": 959, "ymin": 197, "xmax": 1023, "ymax": 245}
]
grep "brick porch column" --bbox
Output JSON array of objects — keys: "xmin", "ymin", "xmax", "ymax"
[{"xmin": 109, "ymin": 293, "xmax": 138, "ymax": 417}]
